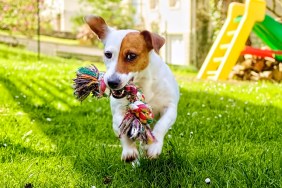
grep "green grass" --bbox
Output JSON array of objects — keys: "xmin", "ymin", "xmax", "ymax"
[
  {"xmin": 0, "ymin": 43, "xmax": 282, "ymax": 187},
  {"xmin": 0, "ymin": 30, "xmax": 78, "ymax": 46}
]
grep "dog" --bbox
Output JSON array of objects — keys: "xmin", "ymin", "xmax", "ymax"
[{"xmin": 85, "ymin": 15, "xmax": 179, "ymax": 162}]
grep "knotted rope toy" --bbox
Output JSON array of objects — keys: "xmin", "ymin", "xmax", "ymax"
[{"xmin": 73, "ymin": 65, "xmax": 156, "ymax": 144}]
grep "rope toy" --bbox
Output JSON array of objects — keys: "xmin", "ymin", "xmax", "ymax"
[
  {"xmin": 73, "ymin": 65, "xmax": 156, "ymax": 144},
  {"xmin": 73, "ymin": 65, "xmax": 107, "ymax": 100}
]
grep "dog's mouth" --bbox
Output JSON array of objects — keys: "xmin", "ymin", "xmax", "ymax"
[
  {"xmin": 111, "ymin": 88, "xmax": 126, "ymax": 99},
  {"xmin": 110, "ymin": 77, "xmax": 134, "ymax": 99}
]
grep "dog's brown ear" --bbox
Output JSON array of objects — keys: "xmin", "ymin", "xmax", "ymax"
[
  {"xmin": 84, "ymin": 15, "xmax": 108, "ymax": 40},
  {"xmin": 140, "ymin": 30, "xmax": 165, "ymax": 53}
]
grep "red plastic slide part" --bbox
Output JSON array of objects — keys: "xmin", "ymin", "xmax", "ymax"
[{"xmin": 241, "ymin": 46, "xmax": 282, "ymax": 58}]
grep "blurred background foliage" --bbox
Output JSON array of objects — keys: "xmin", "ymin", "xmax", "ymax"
[
  {"xmin": 0, "ymin": 0, "xmax": 52, "ymax": 38},
  {"xmin": 72, "ymin": 0, "xmax": 135, "ymax": 30}
]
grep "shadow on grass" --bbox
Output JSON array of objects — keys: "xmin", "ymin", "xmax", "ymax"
[{"xmin": 1, "ymin": 73, "xmax": 282, "ymax": 187}]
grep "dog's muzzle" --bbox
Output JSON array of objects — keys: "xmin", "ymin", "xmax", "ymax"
[
  {"xmin": 107, "ymin": 74, "xmax": 126, "ymax": 98},
  {"xmin": 110, "ymin": 77, "xmax": 134, "ymax": 99},
  {"xmin": 107, "ymin": 74, "xmax": 121, "ymax": 89}
]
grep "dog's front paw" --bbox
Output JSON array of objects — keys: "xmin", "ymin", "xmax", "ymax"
[
  {"xmin": 146, "ymin": 140, "xmax": 163, "ymax": 159},
  {"xmin": 121, "ymin": 147, "xmax": 139, "ymax": 162}
]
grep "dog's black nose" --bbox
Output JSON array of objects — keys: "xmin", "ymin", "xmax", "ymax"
[{"xmin": 107, "ymin": 75, "xmax": 121, "ymax": 89}]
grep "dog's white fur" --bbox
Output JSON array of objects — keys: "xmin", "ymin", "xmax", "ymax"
[{"xmin": 85, "ymin": 16, "xmax": 179, "ymax": 161}]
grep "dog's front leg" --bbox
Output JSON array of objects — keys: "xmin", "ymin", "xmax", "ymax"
[
  {"xmin": 120, "ymin": 134, "xmax": 139, "ymax": 162},
  {"xmin": 112, "ymin": 110, "xmax": 139, "ymax": 162},
  {"xmin": 146, "ymin": 104, "xmax": 177, "ymax": 159}
]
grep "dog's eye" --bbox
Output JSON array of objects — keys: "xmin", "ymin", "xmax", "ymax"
[
  {"xmin": 125, "ymin": 53, "xmax": 137, "ymax": 62},
  {"xmin": 104, "ymin": 51, "xmax": 112, "ymax": 59}
]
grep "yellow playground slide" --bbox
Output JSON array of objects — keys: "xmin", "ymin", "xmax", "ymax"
[{"xmin": 197, "ymin": 0, "xmax": 266, "ymax": 80}]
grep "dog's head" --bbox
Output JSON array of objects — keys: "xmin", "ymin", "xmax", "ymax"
[{"xmin": 84, "ymin": 15, "xmax": 165, "ymax": 92}]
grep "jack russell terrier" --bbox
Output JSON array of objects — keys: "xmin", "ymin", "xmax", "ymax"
[{"xmin": 85, "ymin": 15, "xmax": 179, "ymax": 162}]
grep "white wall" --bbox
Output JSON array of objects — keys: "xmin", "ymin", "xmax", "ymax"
[{"xmin": 134, "ymin": 0, "xmax": 196, "ymax": 66}]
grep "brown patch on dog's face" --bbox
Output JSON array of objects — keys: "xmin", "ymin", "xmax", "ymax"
[
  {"xmin": 140, "ymin": 30, "xmax": 165, "ymax": 54},
  {"xmin": 116, "ymin": 32, "xmax": 151, "ymax": 74}
]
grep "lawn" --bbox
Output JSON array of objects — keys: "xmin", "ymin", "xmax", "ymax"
[
  {"xmin": 0, "ymin": 43, "xmax": 282, "ymax": 187},
  {"xmin": 0, "ymin": 30, "xmax": 79, "ymax": 46}
]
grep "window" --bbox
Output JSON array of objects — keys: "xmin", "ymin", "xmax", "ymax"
[
  {"xmin": 169, "ymin": 0, "xmax": 180, "ymax": 8},
  {"xmin": 150, "ymin": 0, "xmax": 158, "ymax": 9}
]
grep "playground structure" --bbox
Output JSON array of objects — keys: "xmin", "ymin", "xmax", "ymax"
[
  {"xmin": 197, "ymin": 0, "xmax": 282, "ymax": 81},
  {"xmin": 241, "ymin": 46, "xmax": 282, "ymax": 59}
]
